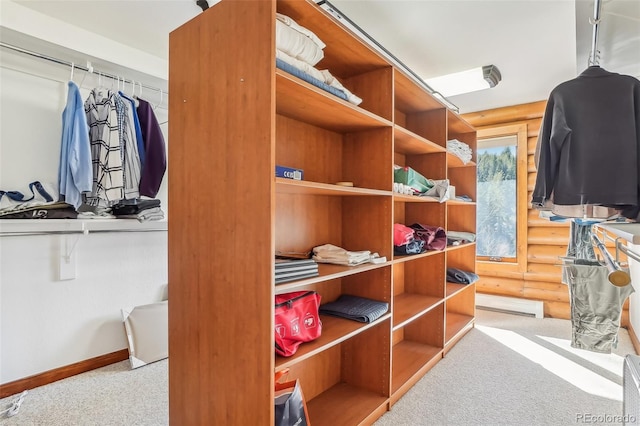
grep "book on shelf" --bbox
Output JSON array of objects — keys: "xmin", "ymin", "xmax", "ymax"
[{"xmin": 275, "ymin": 165, "xmax": 304, "ymax": 181}]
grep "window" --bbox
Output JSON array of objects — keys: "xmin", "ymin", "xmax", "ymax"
[
  {"xmin": 477, "ymin": 135, "xmax": 517, "ymax": 261},
  {"xmin": 475, "ymin": 124, "xmax": 527, "ymax": 273}
]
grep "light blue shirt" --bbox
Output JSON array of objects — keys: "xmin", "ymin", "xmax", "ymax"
[
  {"xmin": 119, "ymin": 91, "xmax": 145, "ymax": 167},
  {"xmin": 58, "ymin": 81, "xmax": 92, "ymax": 209}
]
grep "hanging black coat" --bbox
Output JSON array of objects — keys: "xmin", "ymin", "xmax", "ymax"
[{"xmin": 532, "ymin": 66, "xmax": 640, "ymax": 218}]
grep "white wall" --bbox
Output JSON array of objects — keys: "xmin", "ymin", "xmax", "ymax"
[{"xmin": 0, "ymin": 11, "xmax": 169, "ymax": 384}]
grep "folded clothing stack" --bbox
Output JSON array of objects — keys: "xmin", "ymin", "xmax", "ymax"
[
  {"xmin": 275, "ymin": 13, "xmax": 362, "ymax": 105},
  {"xmin": 447, "ymin": 139, "xmax": 473, "ymax": 164},
  {"xmin": 0, "ymin": 181, "xmax": 76, "ymax": 219},
  {"xmin": 319, "ymin": 294, "xmax": 389, "ymax": 323},
  {"xmin": 312, "ymin": 244, "xmax": 374, "ymax": 266},
  {"xmin": 111, "ymin": 199, "xmax": 164, "ymax": 222},
  {"xmin": 393, "ymin": 223, "xmax": 425, "ymax": 255},
  {"xmin": 275, "ymin": 258, "xmax": 319, "ymax": 284}
]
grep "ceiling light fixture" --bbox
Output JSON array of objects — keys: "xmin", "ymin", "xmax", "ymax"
[{"xmin": 425, "ymin": 65, "xmax": 502, "ymax": 97}]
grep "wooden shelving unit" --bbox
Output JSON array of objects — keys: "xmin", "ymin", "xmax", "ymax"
[{"xmin": 168, "ymin": 0, "xmax": 476, "ymax": 423}]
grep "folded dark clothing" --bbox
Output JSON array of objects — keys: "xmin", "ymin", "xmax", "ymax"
[
  {"xmin": 446, "ymin": 268, "xmax": 479, "ymax": 285},
  {"xmin": 0, "ymin": 204, "xmax": 77, "ymax": 219},
  {"xmin": 111, "ymin": 199, "xmax": 161, "ymax": 215},
  {"xmin": 319, "ymin": 294, "xmax": 388, "ymax": 323},
  {"xmin": 394, "ymin": 239, "xmax": 425, "ymax": 256}
]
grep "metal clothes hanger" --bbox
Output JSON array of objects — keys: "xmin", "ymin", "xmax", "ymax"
[{"xmin": 588, "ymin": 0, "xmax": 603, "ymax": 67}]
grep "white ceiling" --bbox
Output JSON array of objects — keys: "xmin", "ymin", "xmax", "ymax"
[{"xmin": 8, "ymin": 0, "xmax": 640, "ymax": 114}]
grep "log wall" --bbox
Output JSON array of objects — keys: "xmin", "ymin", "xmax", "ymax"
[{"xmin": 463, "ymin": 101, "xmax": 629, "ymax": 324}]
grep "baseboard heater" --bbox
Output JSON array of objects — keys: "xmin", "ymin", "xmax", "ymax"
[{"xmin": 475, "ymin": 294, "xmax": 544, "ymax": 318}]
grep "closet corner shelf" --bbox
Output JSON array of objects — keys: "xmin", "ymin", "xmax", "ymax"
[
  {"xmin": 276, "ymin": 70, "xmax": 392, "ymax": 132},
  {"xmin": 274, "ymin": 261, "xmax": 392, "ymax": 293},
  {"xmin": 274, "ymin": 313, "xmax": 392, "ymax": 371},
  {"xmin": 394, "ymin": 125, "xmax": 446, "ymax": 155},
  {"xmin": 595, "ymin": 222, "xmax": 640, "ymax": 244},
  {"xmin": 393, "ymin": 193, "xmax": 439, "ymax": 203},
  {"xmin": 446, "ymin": 282, "xmax": 474, "ymax": 299},
  {"xmin": 445, "ymin": 314, "xmax": 475, "ymax": 346},
  {"xmin": 445, "ymin": 242, "xmax": 476, "ymax": 252},
  {"xmin": 276, "ymin": 178, "xmax": 392, "ymax": 196},
  {"xmin": 392, "ymin": 250, "xmax": 444, "ymax": 264},
  {"xmin": 446, "ymin": 153, "xmax": 476, "ymax": 168},
  {"xmin": 0, "ymin": 218, "xmax": 168, "ymax": 236},
  {"xmin": 447, "ymin": 199, "xmax": 476, "ymax": 206},
  {"xmin": 392, "ymin": 293, "xmax": 443, "ymax": 330}
]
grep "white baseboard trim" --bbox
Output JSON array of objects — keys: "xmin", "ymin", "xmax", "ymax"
[{"xmin": 476, "ymin": 294, "xmax": 544, "ymax": 318}]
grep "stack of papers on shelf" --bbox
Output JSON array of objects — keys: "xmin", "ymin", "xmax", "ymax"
[
  {"xmin": 275, "ymin": 258, "xmax": 319, "ymax": 284},
  {"xmin": 319, "ymin": 294, "xmax": 389, "ymax": 323}
]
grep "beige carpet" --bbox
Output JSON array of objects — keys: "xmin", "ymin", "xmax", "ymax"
[
  {"xmin": 375, "ymin": 309, "xmax": 636, "ymax": 426},
  {"xmin": 1, "ymin": 309, "xmax": 636, "ymax": 425}
]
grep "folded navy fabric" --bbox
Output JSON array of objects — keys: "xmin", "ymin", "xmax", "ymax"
[
  {"xmin": 276, "ymin": 58, "xmax": 349, "ymax": 101},
  {"xmin": 446, "ymin": 268, "xmax": 479, "ymax": 285},
  {"xmin": 112, "ymin": 199, "xmax": 161, "ymax": 215},
  {"xmin": 319, "ymin": 295, "xmax": 388, "ymax": 323}
]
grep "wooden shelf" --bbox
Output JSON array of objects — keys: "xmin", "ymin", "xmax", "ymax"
[
  {"xmin": 392, "ymin": 250, "xmax": 444, "ymax": 264},
  {"xmin": 393, "ymin": 293, "xmax": 442, "ymax": 330},
  {"xmin": 394, "ymin": 70, "xmax": 445, "ymax": 113},
  {"xmin": 168, "ymin": 0, "xmax": 476, "ymax": 422},
  {"xmin": 275, "ymin": 314, "xmax": 391, "ymax": 371},
  {"xmin": 277, "ymin": 0, "xmax": 390, "ymax": 78},
  {"xmin": 394, "ymin": 125, "xmax": 445, "ymax": 155},
  {"xmin": 447, "ymin": 199, "xmax": 476, "ymax": 206},
  {"xmin": 447, "ymin": 109, "xmax": 475, "ymax": 135},
  {"xmin": 393, "ymin": 193, "xmax": 439, "ymax": 203},
  {"xmin": 307, "ymin": 382, "xmax": 389, "ymax": 426},
  {"xmin": 445, "ymin": 242, "xmax": 476, "ymax": 253},
  {"xmin": 274, "ymin": 262, "xmax": 392, "ymax": 292},
  {"xmin": 391, "ymin": 340, "xmax": 442, "ymax": 395},
  {"xmin": 445, "ymin": 312, "xmax": 474, "ymax": 342},
  {"xmin": 447, "ymin": 152, "xmax": 476, "ymax": 168},
  {"xmin": 276, "ymin": 70, "xmax": 392, "ymax": 133},
  {"xmin": 446, "ymin": 282, "xmax": 473, "ymax": 298},
  {"xmin": 276, "ymin": 178, "xmax": 392, "ymax": 196},
  {"xmin": 0, "ymin": 218, "xmax": 167, "ymax": 236}
]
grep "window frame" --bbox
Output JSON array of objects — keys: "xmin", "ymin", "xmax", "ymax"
[{"xmin": 476, "ymin": 124, "xmax": 528, "ymax": 275}]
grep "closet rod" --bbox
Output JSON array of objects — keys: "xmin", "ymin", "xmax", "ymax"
[
  {"xmin": 591, "ymin": 233, "xmax": 631, "ymax": 286},
  {"xmin": 0, "ymin": 228, "xmax": 167, "ymax": 238},
  {"xmin": 0, "ymin": 41, "xmax": 168, "ymax": 96},
  {"xmin": 588, "ymin": 0, "xmax": 603, "ymax": 66}
]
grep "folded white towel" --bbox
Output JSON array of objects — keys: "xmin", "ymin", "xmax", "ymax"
[{"xmin": 447, "ymin": 139, "xmax": 473, "ymax": 164}]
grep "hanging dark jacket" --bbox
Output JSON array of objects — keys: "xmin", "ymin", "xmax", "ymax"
[
  {"xmin": 137, "ymin": 98, "xmax": 167, "ymax": 198},
  {"xmin": 531, "ymin": 66, "xmax": 640, "ymax": 215}
]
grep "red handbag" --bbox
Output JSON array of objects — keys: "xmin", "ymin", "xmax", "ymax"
[{"xmin": 275, "ymin": 291, "xmax": 322, "ymax": 357}]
